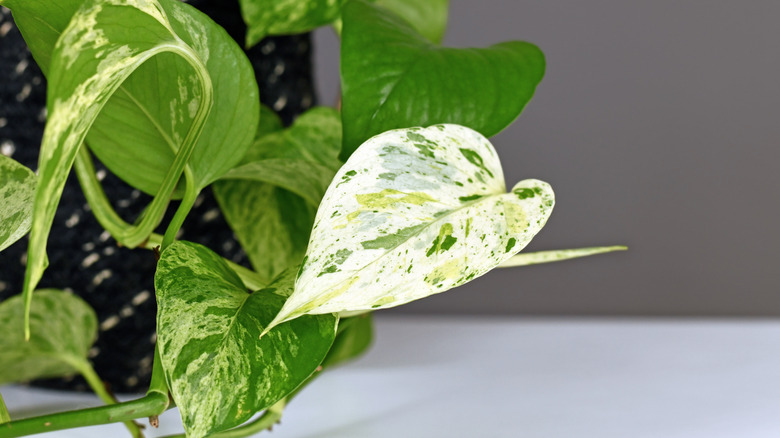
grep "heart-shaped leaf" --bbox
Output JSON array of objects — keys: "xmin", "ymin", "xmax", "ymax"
[
  {"xmin": 266, "ymin": 124, "xmax": 554, "ymax": 330},
  {"xmin": 156, "ymin": 241, "xmax": 337, "ymax": 438},
  {"xmin": 340, "ymin": 0, "xmax": 544, "ymax": 158},
  {"xmin": 214, "ymin": 107, "xmax": 342, "ymax": 284},
  {"xmin": 0, "ymin": 155, "xmax": 36, "ymax": 252},
  {"xmin": 0, "ymin": 290, "xmax": 97, "ymax": 384}
]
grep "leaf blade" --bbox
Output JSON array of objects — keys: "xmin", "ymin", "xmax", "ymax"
[
  {"xmin": 499, "ymin": 246, "xmax": 628, "ymax": 268},
  {"xmin": 156, "ymin": 241, "xmax": 337, "ymax": 438},
  {"xmin": 340, "ymin": 0, "xmax": 544, "ymax": 158},
  {"xmin": 0, "ymin": 155, "xmax": 36, "ymax": 252},
  {"xmin": 267, "ymin": 124, "xmax": 554, "ymax": 329}
]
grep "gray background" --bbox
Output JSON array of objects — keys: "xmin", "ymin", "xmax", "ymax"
[{"xmin": 313, "ymin": 1, "xmax": 780, "ymax": 316}]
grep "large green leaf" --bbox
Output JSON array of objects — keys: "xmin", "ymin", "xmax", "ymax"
[
  {"xmin": 214, "ymin": 107, "xmax": 342, "ymax": 284},
  {"xmin": 156, "ymin": 241, "xmax": 337, "ymax": 438},
  {"xmin": 238, "ymin": 0, "xmax": 346, "ymax": 48},
  {"xmin": 7, "ymin": 0, "xmax": 259, "ymax": 198},
  {"xmin": 0, "ymin": 290, "xmax": 97, "ymax": 384},
  {"xmin": 0, "ymin": 156, "xmax": 36, "ymax": 252},
  {"xmin": 340, "ymin": 0, "xmax": 544, "ymax": 159},
  {"xmin": 266, "ymin": 124, "xmax": 554, "ymax": 330},
  {"xmin": 15, "ymin": 0, "xmax": 224, "ymax": 337}
]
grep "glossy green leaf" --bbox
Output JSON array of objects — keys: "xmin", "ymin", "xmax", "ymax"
[
  {"xmin": 156, "ymin": 241, "xmax": 337, "ymax": 438},
  {"xmin": 214, "ymin": 107, "xmax": 342, "ymax": 284},
  {"xmin": 340, "ymin": 0, "xmax": 544, "ymax": 159},
  {"xmin": 372, "ymin": 0, "xmax": 448, "ymax": 44},
  {"xmin": 0, "ymin": 290, "xmax": 97, "ymax": 384},
  {"xmin": 18, "ymin": 0, "xmax": 216, "ymax": 338},
  {"xmin": 499, "ymin": 246, "xmax": 628, "ymax": 268},
  {"xmin": 238, "ymin": 0, "xmax": 346, "ymax": 48},
  {"xmin": 8, "ymin": 0, "xmax": 259, "ymax": 198},
  {"xmin": 321, "ymin": 313, "xmax": 373, "ymax": 369},
  {"xmin": 266, "ymin": 124, "xmax": 554, "ymax": 330},
  {"xmin": 0, "ymin": 155, "xmax": 36, "ymax": 252}
]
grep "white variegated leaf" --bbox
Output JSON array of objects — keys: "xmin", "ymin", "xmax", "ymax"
[
  {"xmin": 0, "ymin": 155, "xmax": 36, "ymax": 252},
  {"xmin": 499, "ymin": 246, "xmax": 628, "ymax": 268},
  {"xmin": 266, "ymin": 124, "xmax": 554, "ymax": 330}
]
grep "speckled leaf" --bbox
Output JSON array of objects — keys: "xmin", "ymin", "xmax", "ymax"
[
  {"xmin": 220, "ymin": 159, "xmax": 335, "ymax": 207},
  {"xmin": 0, "ymin": 155, "xmax": 36, "ymax": 252},
  {"xmin": 238, "ymin": 0, "xmax": 346, "ymax": 48},
  {"xmin": 266, "ymin": 124, "xmax": 554, "ymax": 329},
  {"xmin": 0, "ymin": 290, "xmax": 97, "ymax": 384},
  {"xmin": 214, "ymin": 107, "xmax": 342, "ymax": 284},
  {"xmin": 340, "ymin": 0, "xmax": 544, "ymax": 159},
  {"xmin": 6, "ymin": 0, "xmax": 259, "ymax": 198},
  {"xmin": 156, "ymin": 241, "xmax": 336, "ymax": 438}
]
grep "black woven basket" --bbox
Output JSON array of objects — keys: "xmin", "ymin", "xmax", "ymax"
[{"xmin": 0, "ymin": 0, "xmax": 317, "ymax": 393}]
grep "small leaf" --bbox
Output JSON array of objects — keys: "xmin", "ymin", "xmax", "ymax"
[
  {"xmin": 321, "ymin": 313, "xmax": 374, "ymax": 369},
  {"xmin": 156, "ymin": 241, "xmax": 337, "ymax": 438},
  {"xmin": 0, "ymin": 290, "xmax": 97, "ymax": 385},
  {"xmin": 214, "ymin": 107, "xmax": 342, "ymax": 283},
  {"xmin": 0, "ymin": 155, "xmax": 36, "ymax": 252},
  {"xmin": 238, "ymin": 0, "xmax": 346, "ymax": 48},
  {"xmin": 266, "ymin": 124, "xmax": 554, "ymax": 329},
  {"xmin": 499, "ymin": 246, "xmax": 628, "ymax": 268},
  {"xmin": 340, "ymin": 0, "xmax": 544, "ymax": 158}
]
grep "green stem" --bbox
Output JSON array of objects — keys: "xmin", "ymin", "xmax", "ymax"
[
  {"xmin": 0, "ymin": 393, "xmax": 10, "ymax": 425},
  {"xmin": 0, "ymin": 392, "xmax": 168, "ymax": 438},
  {"xmin": 73, "ymin": 360, "xmax": 144, "ymax": 438},
  {"xmin": 160, "ymin": 399, "xmax": 285, "ymax": 438},
  {"xmin": 161, "ymin": 170, "xmax": 198, "ymax": 251}
]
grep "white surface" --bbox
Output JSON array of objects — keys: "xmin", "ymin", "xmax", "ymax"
[{"xmin": 3, "ymin": 315, "xmax": 780, "ymax": 437}]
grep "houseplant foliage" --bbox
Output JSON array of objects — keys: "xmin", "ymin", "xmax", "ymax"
[{"xmin": 0, "ymin": 0, "xmax": 624, "ymax": 436}]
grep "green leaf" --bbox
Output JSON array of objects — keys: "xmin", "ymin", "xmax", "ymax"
[
  {"xmin": 214, "ymin": 107, "xmax": 342, "ymax": 284},
  {"xmin": 156, "ymin": 241, "xmax": 337, "ymax": 438},
  {"xmin": 499, "ymin": 246, "xmax": 628, "ymax": 268},
  {"xmin": 0, "ymin": 290, "xmax": 97, "ymax": 385},
  {"xmin": 340, "ymin": 0, "xmax": 544, "ymax": 159},
  {"xmin": 87, "ymin": 0, "xmax": 259, "ymax": 196},
  {"xmin": 220, "ymin": 159, "xmax": 335, "ymax": 207},
  {"xmin": 238, "ymin": 0, "xmax": 346, "ymax": 48},
  {"xmin": 265, "ymin": 124, "xmax": 554, "ymax": 329},
  {"xmin": 321, "ymin": 313, "xmax": 373, "ymax": 369},
  {"xmin": 0, "ymin": 155, "xmax": 36, "ymax": 252},
  {"xmin": 8, "ymin": 0, "xmax": 259, "ymax": 198},
  {"xmin": 372, "ymin": 0, "xmax": 448, "ymax": 44}
]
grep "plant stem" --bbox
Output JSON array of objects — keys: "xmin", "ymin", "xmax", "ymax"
[
  {"xmin": 0, "ymin": 393, "xmax": 10, "ymax": 425},
  {"xmin": 73, "ymin": 359, "xmax": 144, "ymax": 438},
  {"xmin": 161, "ymin": 171, "xmax": 198, "ymax": 250},
  {"xmin": 159, "ymin": 399, "xmax": 285, "ymax": 438},
  {"xmin": 0, "ymin": 392, "xmax": 169, "ymax": 438}
]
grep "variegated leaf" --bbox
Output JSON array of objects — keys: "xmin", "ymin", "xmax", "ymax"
[
  {"xmin": 371, "ymin": 0, "xmax": 449, "ymax": 43},
  {"xmin": 500, "ymin": 246, "xmax": 628, "ymax": 268},
  {"xmin": 156, "ymin": 241, "xmax": 337, "ymax": 438},
  {"xmin": 238, "ymin": 0, "xmax": 346, "ymax": 48},
  {"xmin": 265, "ymin": 124, "xmax": 554, "ymax": 330},
  {"xmin": 0, "ymin": 155, "xmax": 36, "ymax": 252},
  {"xmin": 0, "ymin": 290, "xmax": 97, "ymax": 384},
  {"xmin": 16, "ymin": 0, "xmax": 223, "ymax": 337}
]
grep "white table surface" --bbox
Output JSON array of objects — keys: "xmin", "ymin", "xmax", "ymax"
[{"xmin": 3, "ymin": 315, "xmax": 780, "ymax": 437}]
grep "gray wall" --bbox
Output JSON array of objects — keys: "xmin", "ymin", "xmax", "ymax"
[{"xmin": 313, "ymin": 1, "xmax": 780, "ymax": 316}]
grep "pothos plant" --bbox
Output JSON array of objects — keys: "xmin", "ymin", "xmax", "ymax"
[{"xmin": 0, "ymin": 0, "xmax": 624, "ymax": 436}]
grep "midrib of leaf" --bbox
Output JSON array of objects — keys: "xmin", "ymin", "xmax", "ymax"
[
  {"xmin": 365, "ymin": 48, "xmax": 429, "ymax": 126},
  {"xmin": 292, "ymin": 190, "xmax": 505, "ymax": 317}
]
